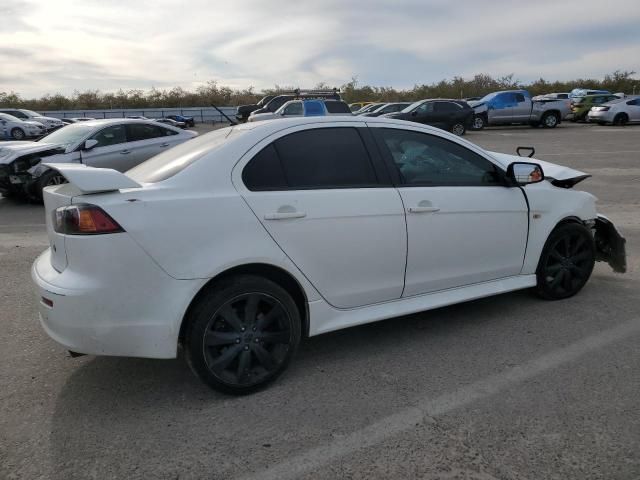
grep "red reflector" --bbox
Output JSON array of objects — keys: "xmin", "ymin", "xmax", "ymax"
[{"xmin": 41, "ymin": 297, "xmax": 54, "ymax": 308}]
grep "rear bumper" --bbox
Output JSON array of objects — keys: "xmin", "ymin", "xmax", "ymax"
[
  {"xmin": 587, "ymin": 111, "xmax": 613, "ymax": 123},
  {"xmin": 31, "ymin": 241, "xmax": 205, "ymax": 359}
]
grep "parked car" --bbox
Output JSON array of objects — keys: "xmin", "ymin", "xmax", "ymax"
[
  {"xmin": 0, "ymin": 119, "xmax": 196, "ymax": 200},
  {"xmin": 155, "ymin": 118, "xmax": 187, "ymax": 129},
  {"xmin": 360, "ymin": 102, "xmax": 412, "ymax": 117},
  {"xmin": 354, "ymin": 103, "xmax": 385, "ymax": 114},
  {"xmin": 165, "ymin": 114, "xmax": 195, "ymax": 127},
  {"xmin": 469, "ymin": 90, "xmax": 570, "ymax": 129},
  {"xmin": 60, "ymin": 117, "xmax": 97, "ymax": 125},
  {"xmin": 249, "ymin": 90, "xmax": 341, "ymax": 119},
  {"xmin": 349, "ymin": 102, "xmax": 373, "ymax": 112},
  {"xmin": 532, "ymin": 93, "xmax": 570, "ymax": 101},
  {"xmin": 569, "ymin": 94, "xmax": 621, "ymax": 122},
  {"xmin": 383, "ymin": 99, "xmax": 474, "ymax": 136},
  {"xmin": 587, "ymin": 96, "xmax": 640, "ymax": 125},
  {"xmin": 0, "ymin": 109, "xmax": 64, "ymax": 131},
  {"xmin": 236, "ymin": 96, "xmax": 276, "ymax": 123},
  {"xmin": 31, "ymin": 115, "xmax": 626, "ymax": 394},
  {"xmin": 0, "ymin": 113, "xmax": 47, "ymax": 140},
  {"xmin": 569, "ymin": 88, "xmax": 610, "ymax": 99},
  {"xmin": 248, "ymin": 99, "xmax": 352, "ymax": 122}
]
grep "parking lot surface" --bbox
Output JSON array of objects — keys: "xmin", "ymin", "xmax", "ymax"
[{"xmin": 1, "ymin": 122, "xmax": 638, "ymax": 479}]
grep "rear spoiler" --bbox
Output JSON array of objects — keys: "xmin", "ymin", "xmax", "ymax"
[{"xmin": 43, "ymin": 163, "xmax": 141, "ymax": 194}]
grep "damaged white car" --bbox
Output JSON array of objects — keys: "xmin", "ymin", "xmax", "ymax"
[
  {"xmin": 0, "ymin": 118, "xmax": 197, "ymax": 200},
  {"xmin": 32, "ymin": 116, "xmax": 626, "ymax": 395}
]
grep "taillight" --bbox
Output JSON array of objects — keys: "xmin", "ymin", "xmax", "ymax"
[{"xmin": 53, "ymin": 204, "xmax": 124, "ymax": 235}]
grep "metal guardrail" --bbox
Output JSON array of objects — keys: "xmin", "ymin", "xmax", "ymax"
[{"xmin": 38, "ymin": 106, "xmax": 237, "ymax": 124}]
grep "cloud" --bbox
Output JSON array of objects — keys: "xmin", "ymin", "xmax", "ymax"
[{"xmin": 0, "ymin": 0, "xmax": 638, "ymax": 97}]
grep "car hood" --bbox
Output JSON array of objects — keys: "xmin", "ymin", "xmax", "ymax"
[
  {"xmin": 0, "ymin": 141, "xmax": 65, "ymax": 164},
  {"xmin": 489, "ymin": 151, "xmax": 590, "ymax": 184}
]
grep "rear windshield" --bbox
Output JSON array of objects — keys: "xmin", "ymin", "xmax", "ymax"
[
  {"xmin": 325, "ymin": 101, "xmax": 351, "ymax": 114},
  {"xmin": 127, "ymin": 127, "xmax": 242, "ymax": 183}
]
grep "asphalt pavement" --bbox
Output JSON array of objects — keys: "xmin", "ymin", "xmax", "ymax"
[{"xmin": 1, "ymin": 122, "xmax": 638, "ymax": 479}]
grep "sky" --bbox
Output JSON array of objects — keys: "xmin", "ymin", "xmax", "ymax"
[{"xmin": 1, "ymin": 0, "xmax": 639, "ymax": 97}]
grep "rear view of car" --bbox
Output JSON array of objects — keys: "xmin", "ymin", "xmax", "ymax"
[{"xmin": 588, "ymin": 96, "xmax": 640, "ymax": 126}]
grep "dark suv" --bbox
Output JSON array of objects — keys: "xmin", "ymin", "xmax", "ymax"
[
  {"xmin": 235, "ymin": 95, "xmax": 276, "ymax": 123},
  {"xmin": 383, "ymin": 99, "xmax": 474, "ymax": 136},
  {"xmin": 248, "ymin": 90, "xmax": 341, "ymax": 120}
]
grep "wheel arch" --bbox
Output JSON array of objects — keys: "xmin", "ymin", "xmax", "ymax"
[{"xmin": 178, "ymin": 263, "xmax": 310, "ymax": 346}]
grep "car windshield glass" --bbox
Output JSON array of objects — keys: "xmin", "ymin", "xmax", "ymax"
[
  {"xmin": 0, "ymin": 113, "xmax": 21, "ymax": 122},
  {"xmin": 477, "ymin": 92, "xmax": 498, "ymax": 103},
  {"xmin": 36, "ymin": 123, "xmax": 94, "ymax": 145},
  {"xmin": 402, "ymin": 100, "xmax": 424, "ymax": 113},
  {"xmin": 127, "ymin": 127, "xmax": 243, "ymax": 183},
  {"xmin": 21, "ymin": 109, "xmax": 41, "ymax": 117}
]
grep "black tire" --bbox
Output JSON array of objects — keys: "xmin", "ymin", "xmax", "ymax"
[
  {"xmin": 36, "ymin": 169, "xmax": 67, "ymax": 201},
  {"xmin": 472, "ymin": 115, "xmax": 486, "ymax": 130},
  {"xmin": 450, "ymin": 122, "xmax": 466, "ymax": 136},
  {"xmin": 597, "ymin": 121, "xmax": 607, "ymax": 126},
  {"xmin": 613, "ymin": 113, "xmax": 628, "ymax": 126},
  {"xmin": 185, "ymin": 275, "xmax": 302, "ymax": 395},
  {"xmin": 10, "ymin": 128, "xmax": 25, "ymax": 140},
  {"xmin": 535, "ymin": 223, "xmax": 595, "ymax": 300},
  {"xmin": 541, "ymin": 112, "xmax": 559, "ymax": 128}
]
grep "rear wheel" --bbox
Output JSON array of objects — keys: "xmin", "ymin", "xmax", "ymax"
[
  {"xmin": 185, "ymin": 275, "xmax": 301, "ymax": 395},
  {"xmin": 541, "ymin": 112, "xmax": 559, "ymax": 128},
  {"xmin": 613, "ymin": 113, "xmax": 628, "ymax": 126},
  {"xmin": 10, "ymin": 128, "xmax": 25, "ymax": 140},
  {"xmin": 451, "ymin": 122, "xmax": 466, "ymax": 136},
  {"xmin": 535, "ymin": 223, "xmax": 595, "ymax": 300}
]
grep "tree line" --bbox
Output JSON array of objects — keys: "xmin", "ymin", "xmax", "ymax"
[{"xmin": 0, "ymin": 71, "xmax": 637, "ymax": 111}]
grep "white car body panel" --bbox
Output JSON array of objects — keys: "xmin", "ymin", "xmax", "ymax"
[
  {"xmin": 31, "ymin": 116, "xmax": 613, "ymax": 360},
  {"xmin": 43, "ymin": 163, "xmax": 141, "ymax": 193}
]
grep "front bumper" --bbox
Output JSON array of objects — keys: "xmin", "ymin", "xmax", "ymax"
[
  {"xmin": 31, "ymin": 240, "xmax": 204, "ymax": 359},
  {"xmin": 594, "ymin": 215, "xmax": 627, "ymax": 273}
]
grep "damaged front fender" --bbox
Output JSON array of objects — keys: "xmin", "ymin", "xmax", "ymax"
[{"xmin": 593, "ymin": 215, "xmax": 627, "ymax": 273}]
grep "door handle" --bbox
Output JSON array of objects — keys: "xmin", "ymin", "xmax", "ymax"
[
  {"xmin": 408, "ymin": 200, "xmax": 440, "ymax": 213},
  {"xmin": 120, "ymin": 149, "xmax": 131, "ymax": 154},
  {"xmin": 408, "ymin": 206, "xmax": 440, "ymax": 213},
  {"xmin": 264, "ymin": 211, "xmax": 306, "ymax": 220}
]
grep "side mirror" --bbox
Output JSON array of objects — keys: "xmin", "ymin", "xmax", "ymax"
[
  {"xmin": 507, "ymin": 162, "xmax": 544, "ymax": 186},
  {"xmin": 83, "ymin": 139, "xmax": 99, "ymax": 150}
]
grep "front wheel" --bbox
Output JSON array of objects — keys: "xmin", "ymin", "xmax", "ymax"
[
  {"xmin": 450, "ymin": 122, "xmax": 466, "ymax": 136},
  {"xmin": 185, "ymin": 275, "xmax": 301, "ymax": 395},
  {"xmin": 36, "ymin": 169, "xmax": 67, "ymax": 202},
  {"xmin": 11, "ymin": 128, "xmax": 25, "ymax": 140},
  {"xmin": 535, "ymin": 223, "xmax": 595, "ymax": 300},
  {"xmin": 472, "ymin": 115, "xmax": 486, "ymax": 130}
]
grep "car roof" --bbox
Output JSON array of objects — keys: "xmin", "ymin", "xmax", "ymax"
[{"xmin": 74, "ymin": 118, "xmax": 166, "ymax": 127}]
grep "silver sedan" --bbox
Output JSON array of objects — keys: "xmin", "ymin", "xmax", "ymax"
[{"xmin": 588, "ymin": 96, "xmax": 640, "ymax": 125}]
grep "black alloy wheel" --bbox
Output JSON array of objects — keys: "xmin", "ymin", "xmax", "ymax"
[
  {"xmin": 536, "ymin": 223, "xmax": 595, "ymax": 300},
  {"xmin": 186, "ymin": 276, "xmax": 301, "ymax": 394}
]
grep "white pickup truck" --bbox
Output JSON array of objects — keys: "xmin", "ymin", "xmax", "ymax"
[{"xmin": 469, "ymin": 90, "xmax": 570, "ymax": 129}]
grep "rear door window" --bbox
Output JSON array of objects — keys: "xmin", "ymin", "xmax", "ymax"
[
  {"xmin": 325, "ymin": 101, "xmax": 352, "ymax": 114},
  {"xmin": 242, "ymin": 127, "xmax": 379, "ymax": 191}
]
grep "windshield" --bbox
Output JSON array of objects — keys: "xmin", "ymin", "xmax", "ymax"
[
  {"xmin": 36, "ymin": 123, "xmax": 93, "ymax": 145},
  {"xmin": 477, "ymin": 92, "xmax": 498, "ymax": 103},
  {"xmin": 127, "ymin": 127, "xmax": 243, "ymax": 183},
  {"xmin": 402, "ymin": 100, "xmax": 424, "ymax": 113},
  {"xmin": 0, "ymin": 113, "xmax": 21, "ymax": 122},
  {"xmin": 20, "ymin": 109, "xmax": 41, "ymax": 117}
]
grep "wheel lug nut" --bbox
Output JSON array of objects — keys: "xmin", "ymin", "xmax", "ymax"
[
  {"xmin": 255, "ymin": 338, "xmax": 260, "ymax": 343},
  {"xmin": 241, "ymin": 327, "xmax": 245, "ymax": 332},
  {"xmin": 244, "ymin": 346, "xmax": 249, "ymax": 351},
  {"xmin": 252, "ymin": 327, "xmax": 257, "ymax": 332},
  {"xmin": 235, "ymin": 338, "xmax": 241, "ymax": 344}
]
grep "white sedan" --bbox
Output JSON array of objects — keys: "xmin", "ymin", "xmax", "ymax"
[
  {"xmin": 0, "ymin": 112, "xmax": 46, "ymax": 139},
  {"xmin": 32, "ymin": 116, "xmax": 626, "ymax": 394},
  {"xmin": 0, "ymin": 118, "xmax": 196, "ymax": 200}
]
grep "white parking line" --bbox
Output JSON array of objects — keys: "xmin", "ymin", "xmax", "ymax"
[{"xmin": 240, "ymin": 318, "xmax": 640, "ymax": 480}]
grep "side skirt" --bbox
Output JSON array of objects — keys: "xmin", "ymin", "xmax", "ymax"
[{"xmin": 309, "ymin": 275, "xmax": 537, "ymax": 336}]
